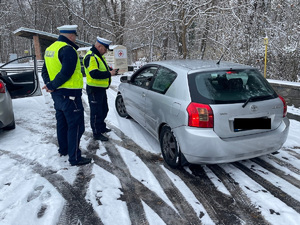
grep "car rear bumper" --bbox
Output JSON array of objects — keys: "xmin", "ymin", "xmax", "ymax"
[{"xmin": 173, "ymin": 117, "xmax": 290, "ymax": 164}]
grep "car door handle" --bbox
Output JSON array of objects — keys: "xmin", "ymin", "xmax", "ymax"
[{"xmin": 142, "ymin": 93, "xmax": 146, "ymax": 97}]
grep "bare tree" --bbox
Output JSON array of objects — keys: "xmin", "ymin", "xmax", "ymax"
[{"xmin": 0, "ymin": 0, "xmax": 299, "ymax": 81}]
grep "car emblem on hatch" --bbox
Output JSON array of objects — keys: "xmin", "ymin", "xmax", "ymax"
[{"xmin": 250, "ymin": 105, "xmax": 258, "ymax": 112}]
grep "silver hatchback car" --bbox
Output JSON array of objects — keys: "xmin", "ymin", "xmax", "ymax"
[{"xmin": 115, "ymin": 60, "xmax": 289, "ymax": 168}]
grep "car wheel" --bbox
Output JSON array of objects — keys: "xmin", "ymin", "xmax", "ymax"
[
  {"xmin": 160, "ymin": 125, "xmax": 181, "ymax": 168},
  {"xmin": 115, "ymin": 94, "xmax": 129, "ymax": 117},
  {"xmin": 3, "ymin": 118, "xmax": 15, "ymax": 130}
]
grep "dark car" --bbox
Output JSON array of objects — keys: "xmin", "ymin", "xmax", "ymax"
[{"xmin": 0, "ymin": 55, "xmax": 41, "ymax": 130}]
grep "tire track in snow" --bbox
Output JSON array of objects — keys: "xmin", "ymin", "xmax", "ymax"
[
  {"xmin": 57, "ymin": 138, "xmax": 100, "ymax": 225},
  {"xmin": 91, "ymin": 145, "xmax": 186, "ymax": 225},
  {"xmin": 170, "ymin": 164, "xmax": 264, "ymax": 225},
  {"xmin": 0, "ymin": 149, "xmax": 103, "ymax": 225},
  {"xmin": 282, "ymin": 147, "xmax": 300, "ymax": 160},
  {"xmin": 108, "ymin": 124, "xmax": 203, "ymax": 224},
  {"xmin": 233, "ymin": 162, "xmax": 300, "ymax": 214},
  {"xmin": 101, "ymin": 140, "xmax": 189, "ymax": 224},
  {"xmin": 90, "ymin": 139, "xmax": 150, "ymax": 225},
  {"xmin": 268, "ymin": 154, "xmax": 300, "ymax": 175},
  {"xmin": 251, "ymin": 158, "xmax": 300, "ymax": 189},
  {"xmin": 206, "ymin": 164, "xmax": 269, "ymax": 224}
]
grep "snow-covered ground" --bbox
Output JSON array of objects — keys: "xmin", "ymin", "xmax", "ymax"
[{"xmin": 0, "ymin": 73, "xmax": 300, "ymax": 225}]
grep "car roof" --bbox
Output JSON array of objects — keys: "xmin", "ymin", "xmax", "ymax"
[{"xmin": 148, "ymin": 59, "xmax": 254, "ymax": 73}]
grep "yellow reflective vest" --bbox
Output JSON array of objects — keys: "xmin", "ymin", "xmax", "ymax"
[
  {"xmin": 44, "ymin": 41, "xmax": 83, "ymax": 89},
  {"xmin": 84, "ymin": 50, "xmax": 110, "ymax": 88}
]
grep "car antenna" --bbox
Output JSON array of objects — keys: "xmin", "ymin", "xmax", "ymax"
[
  {"xmin": 216, "ymin": 55, "xmax": 224, "ymax": 65},
  {"xmin": 216, "ymin": 39, "xmax": 234, "ymax": 65}
]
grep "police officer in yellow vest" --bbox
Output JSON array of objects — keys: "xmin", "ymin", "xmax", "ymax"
[
  {"xmin": 84, "ymin": 37, "xmax": 118, "ymax": 141},
  {"xmin": 41, "ymin": 25, "xmax": 91, "ymax": 166}
]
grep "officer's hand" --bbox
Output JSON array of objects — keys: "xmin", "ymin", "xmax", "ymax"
[
  {"xmin": 111, "ymin": 69, "xmax": 119, "ymax": 76},
  {"xmin": 42, "ymin": 85, "xmax": 53, "ymax": 93}
]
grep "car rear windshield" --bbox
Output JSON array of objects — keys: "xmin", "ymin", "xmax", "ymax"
[{"xmin": 188, "ymin": 69, "xmax": 277, "ymax": 104}]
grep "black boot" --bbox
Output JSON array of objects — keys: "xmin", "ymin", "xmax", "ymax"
[
  {"xmin": 103, "ymin": 127, "xmax": 111, "ymax": 133},
  {"xmin": 71, "ymin": 157, "xmax": 92, "ymax": 166},
  {"xmin": 94, "ymin": 133, "xmax": 108, "ymax": 141}
]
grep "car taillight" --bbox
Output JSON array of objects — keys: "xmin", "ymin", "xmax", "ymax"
[
  {"xmin": 278, "ymin": 95, "xmax": 287, "ymax": 117},
  {"xmin": 187, "ymin": 103, "xmax": 214, "ymax": 128},
  {"xmin": 0, "ymin": 81, "xmax": 6, "ymax": 93}
]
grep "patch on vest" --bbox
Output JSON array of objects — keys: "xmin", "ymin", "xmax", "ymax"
[{"xmin": 45, "ymin": 51, "xmax": 55, "ymax": 58}]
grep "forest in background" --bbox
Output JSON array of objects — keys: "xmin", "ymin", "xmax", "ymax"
[{"xmin": 0, "ymin": 0, "xmax": 299, "ymax": 81}]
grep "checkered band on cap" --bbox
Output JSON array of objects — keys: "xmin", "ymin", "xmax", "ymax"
[
  {"xmin": 57, "ymin": 25, "xmax": 78, "ymax": 34},
  {"xmin": 96, "ymin": 37, "xmax": 112, "ymax": 48}
]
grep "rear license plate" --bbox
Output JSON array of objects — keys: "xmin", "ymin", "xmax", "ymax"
[{"xmin": 234, "ymin": 118, "xmax": 271, "ymax": 131}]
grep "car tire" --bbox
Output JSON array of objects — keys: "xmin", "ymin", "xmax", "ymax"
[
  {"xmin": 160, "ymin": 125, "xmax": 182, "ymax": 168},
  {"xmin": 115, "ymin": 94, "xmax": 129, "ymax": 117},
  {"xmin": 3, "ymin": 118, "xmax": 15, "ymax": 130}
]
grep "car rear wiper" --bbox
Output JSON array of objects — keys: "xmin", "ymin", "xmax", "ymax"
[
  {"xmin": 242, "ymin": 95, "xmax": 271, "ymax": 108},
  {"xmin": 242, "ymin": 96, "xmax": 254, "ymax": 108}
]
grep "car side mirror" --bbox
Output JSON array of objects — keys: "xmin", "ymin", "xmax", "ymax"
[{"xmin": 120, "ymin": 75, "xmax": 130, "ymax": 83}]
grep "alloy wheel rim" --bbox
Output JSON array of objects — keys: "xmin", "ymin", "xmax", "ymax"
[{"xmin": 163, "ymin": 131, "xmax": 176, "ymax": 160}]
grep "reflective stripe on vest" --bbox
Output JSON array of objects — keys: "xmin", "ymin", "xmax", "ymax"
[
  {"xmin": 44, "ymin": 41, "xmax": 83, "ymax": 89},
  {"xmin": 84, "ymin": 50, "xmax": 110, "ymax": 88}
]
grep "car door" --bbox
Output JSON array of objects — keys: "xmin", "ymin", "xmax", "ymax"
[
  {"xmin": 123, "ymin": 66, "xmax": 158, "ymax": 127},
  {"xmin": 0, "ymin": 55, "xmax": 41, "ymax": 98},
  {"xmin": 145, "ymin": 66, "xmax": 178, "ymax": 137}
]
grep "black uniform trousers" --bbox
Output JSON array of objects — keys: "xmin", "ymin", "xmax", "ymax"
[
  {"xmin": 52, "ymin": 94, "xmax": 85, "ymax": 165},
  {"xmin": 87, "ymin": 86, "xmax": 108, "ymax": 137}
]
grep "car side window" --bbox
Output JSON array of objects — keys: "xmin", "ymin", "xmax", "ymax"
[
  {"xmin": 151, "ymin": 67, "xmax": 177, "ymax": 94},
  {"xmin": 132, "ymin": 66, "xmax": 158, "ymax": 89}
]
